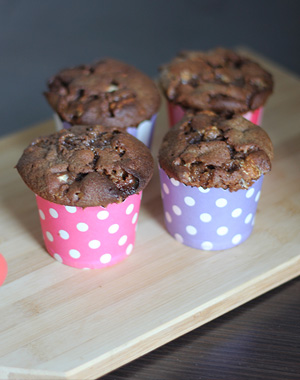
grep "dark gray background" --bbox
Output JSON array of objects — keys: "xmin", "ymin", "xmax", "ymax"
[{"xmin": 1, "ymin": 0, "xmax": 299, "ymax": 137}]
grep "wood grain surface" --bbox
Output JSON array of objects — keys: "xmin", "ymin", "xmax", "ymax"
[{"xmin": 0, "ymin": 49, "xmax": 299, "ymax": 380}]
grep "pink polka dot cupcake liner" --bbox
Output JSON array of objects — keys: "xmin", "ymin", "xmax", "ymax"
[
  {"xmin": 53, "ymin": 113, "xmax": 158, "ymax": 149},
  {"xmin": 36, "ymin": 192, "xmax": 142, "ymax": 269},
  {"xmin": 159, "ymin": 167, "xmax": 264, "ymax": 251},
  {"xmin": 167, "ymin": 102, "xmax": 264, "ymax": 127}
]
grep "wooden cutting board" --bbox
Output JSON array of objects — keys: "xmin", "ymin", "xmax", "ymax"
[{"xmin": 0, "ymin": 49, "xmax": 299, "ymax": 380}]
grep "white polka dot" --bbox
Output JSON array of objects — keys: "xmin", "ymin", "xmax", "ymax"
[
  {"xmin": 69, "ymin": 249, "xmax": 81, "ymax": 259},
  {"xmin": 49, "ymin": 208, "xmax": 58, "ymax": 218},
  {"xmin": 165, "ymin": 212, "xmax": 172, "ymax": 223},
  {"xmin": 126, "ymin": 244, "xmax": 133, "ymax": 255},
  {"xmin": 217, "ymin": 226, "xmax": 229, "ymax": 236},
  {"xmin": 108, "ymin": 224, "xmax": 119, "ymax": 234},
  {"xmin": 59, "ymin": 230, "xmax": 69, "ymax": 240},
  {"xmin": 97, "ymin": 210, "xmax": 109, "ymax": 220},
  {"xmin": 232, "ymin": 234, "xmax": 242, "ymax": 245},
  {"xmin": 199, "ymin": 187, "xmax": 210, "ymax": 193},
  {"xmin": 201, "ymin": 241, "xmax": 213, "ymax": 250},
  {"xmin": 126, "ymin": 204, "xmax": 134, "ymax": 215},
  {"xmin": 200, "ymin": 213, "xmax": 212, "ymax": 222},
  {"xmin": 246, "ymin": 188, "xmax": 255, "ymax": 198},
  {"xmin": 118, "ymin": 235, "xmax": 127, "ymax": 246},
  {"xmin": 100, "ymin": 253, "xmax": 112, "ymax": 264},
  {"xmin": 172, "ymin": 205, "xmax": 182, "ymax": 216},
  {"xmin": 65, "ymin": 206, "xmax": 77, "ymax": 213},
  {"xmin": 88, "ymin": 240, "xmax": 101, "ymax": 249},
  {"xmin": 255, "ymin": 191, "xmax": 261, "ymax": 202},
  {"xmin": 245, "ymin": 213, "xmax": 253, "ymax": 224},
  {"xmin": 186, "ymin": 225, "xmax": 197, "ymax": 235},
  {"xmin": 77, "ymin": 222, "xmax": 89, "ymax": 232},
  {"xmin": 39, "ymin": 210, "xmax": 45, "ymax": 220},
  {"xmin": 170, "ymin": 178, "xmax": 180, "ymax": 186},
  {"xmin": 216, "ymin": 198, "xmax": 227, "ymax": 208},
  {"xmin": 232, "ymin": 208, "xmax": 242, "ymax": 218},
  {"xmin": 163, "ymin": 183, "xmax": 170, "ymax": 194},
  {"xmin": 184, "ymin": 196, "xmax": 195, "ymax": 206},
  {"xmin": 174, "ymin": 233, "xmax": 183, "ymax": 243},
  {"xmin": 132, "ymin": 213, "xmax": 138, "ymax": 224},
  {"xmin": 46, "ymin": 231, "xmax": 53, "ymax": 242},
  {"xmin": 53, "ymin": 253, "xmax": 63, "ymax": 263},
  {"xmin": 252, "ymin": 216, "xmax": 256, "ymax": 226}
]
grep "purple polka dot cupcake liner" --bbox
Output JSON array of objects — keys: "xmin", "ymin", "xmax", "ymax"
[
  {"xmin": 159, "ymin": 167, "xmax": 264, "ymax": 251},
  {"xmin": 36, "ymin": 192, "xmax": 142, "ymax": 269},
  {"xmin": 53, "ymin": 113, "xmax": 158, "ymax": 149}
]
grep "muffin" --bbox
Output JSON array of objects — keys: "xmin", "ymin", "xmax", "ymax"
[
  {"xmin": 159, "ymin": 48, "xmax": 273, "ymax": 126},
  {"xmin": 44, "ymin": 58, "xmax": 161, "ymax": 148},
  {"xmin": 158, "ymin": 111, "xmax": 273, "ymax": 250},
  {"xmin": 16, "ymin": 125, "xmax": 154, "ymax": 268}
]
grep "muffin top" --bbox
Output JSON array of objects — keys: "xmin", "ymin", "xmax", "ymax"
[
  {"xmin": 159, "ymin": 48, "xmax": 273, "ymax": 115},
  {"xmin": 44, "ymin": 58, "xmax": 161, "ymax": 128},
  {"xmin": 17, "ymin": 125, "xmax": 154, "ymax": 207},
  {"xmin": 158, "ymin": 111, "xmax": 273, "ymax": 191}
]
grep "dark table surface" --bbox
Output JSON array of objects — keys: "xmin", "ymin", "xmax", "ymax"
[{"xmin": 100, "ymin": 276, "xmax": 300, "ymax": 380}]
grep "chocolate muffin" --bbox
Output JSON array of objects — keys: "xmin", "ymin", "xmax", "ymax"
[
  {"xmin": 158, "ymin": 111, "xmax": 273, "ymax": 191},
  {"xmin": 44, "ymin": 58, "xmax": 161, "ymax": 129},
  {"xmin": 16, "ymin": 125, "xmax": 154, "ymax": 207},
  {"xmin": 159, "ymin": 48, "xmax": 273, "ymax": 116}
]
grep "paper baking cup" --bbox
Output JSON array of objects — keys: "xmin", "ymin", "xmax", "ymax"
[
  {"xmin": 53, "ymin": 113, "xmax": 157, "ymax": 149},
  {"xmin": 243, "ymin": 107, "xmax": 263, "ymax": 125},
  {"xmin": 159, "ymin": 167, "xmax": 263, "ymax": 250},
  {"xmin": 126, "ymin": 114, "xmax": 157, "ymax": 148},
  {"xmin": 36, "ymin": 192, "xmax": 142, "ymax": 269},
  {"xmin": 167, "ymin": 102, "xmax": 264, "ymax": 127}
]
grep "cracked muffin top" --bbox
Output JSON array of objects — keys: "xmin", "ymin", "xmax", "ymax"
[
  {"xmin": 159, "ymin": 48, "xmax": 273, "ymax": 116},
  {"xmin": 16, "ymin": 125, "xmax": 154, "ymax": 207},
  {"xmin": 158, "ymin": 111, "xmax": 273, "ymax": 191},
  {"xmin": 44, "ymin": 58, "xmax": 161, "ymax": 128}
]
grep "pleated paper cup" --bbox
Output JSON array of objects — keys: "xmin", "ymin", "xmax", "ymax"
[
  {"xmin": 159, "ymin": 167, "xmax": 264, "ymax": 251},
  {"xmin": 53, "ymin": 113, "xmax": 158, "ymax": 149},
  {"xmin": 167, "ymin": 102, "xmax": 264, "ymax": 127},
  {"xmin": 36, "ymin": 192, "xmax": 142, "ymax": 269}
]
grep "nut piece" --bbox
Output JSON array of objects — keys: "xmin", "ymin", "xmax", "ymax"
[{"xmin": 57, "ymin": 174, "xmax": 69, "ymax": 183}]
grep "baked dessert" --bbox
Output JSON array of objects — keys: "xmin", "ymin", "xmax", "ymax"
[
  {"xmin": 158, "ymin": 111, "xmax": 273, "ymax": 250},
  {"xmin": 16, "ymin": 126, "xmax": 154, "ymax": 268},
  {"xmin": 159, "ymin": 111, "xmax": 273, "ymax": 191},
  {"xmin": 44, "ymin": 58, "xmax": 161, "ymax": 147},
  {"xmin": 17, "ymin": 125, "xmax": 154, "ymax": 207},
  {"xmin": 159, "ymin": 47, "xmax": 273, "ymax": 126}
]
